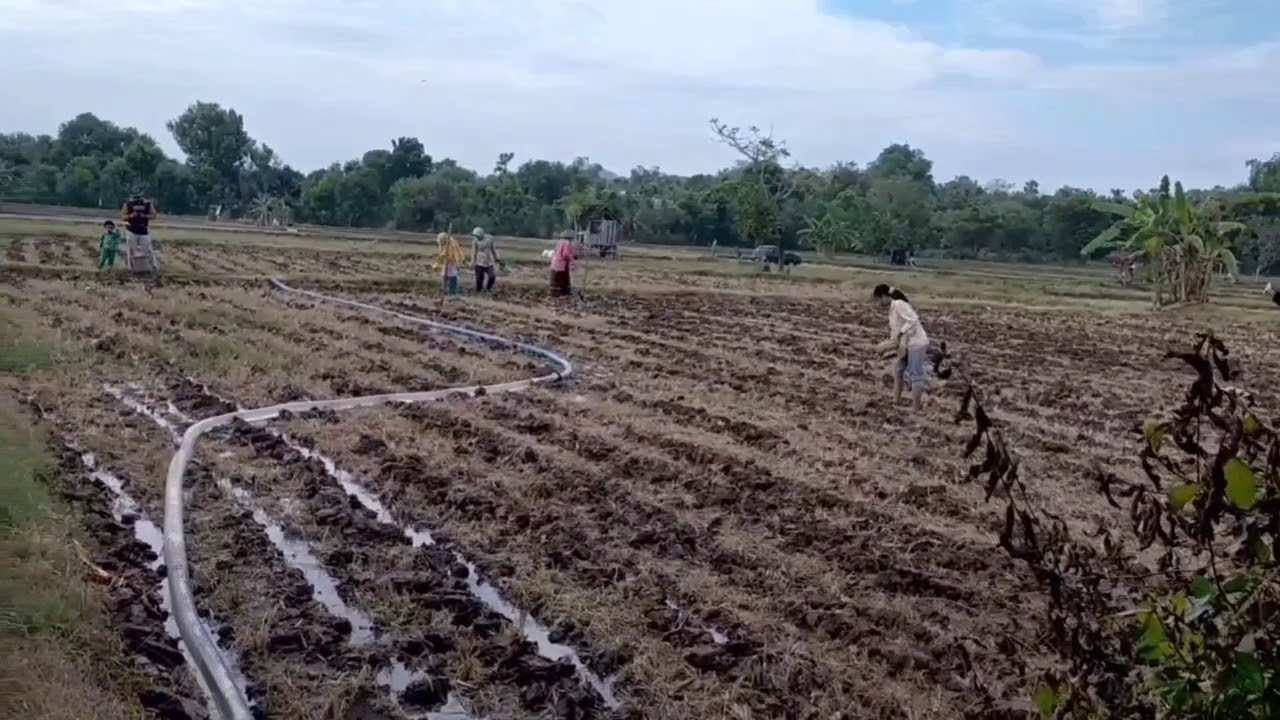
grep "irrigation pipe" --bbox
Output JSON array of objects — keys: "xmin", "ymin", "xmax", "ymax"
[{"xmin": 162, "ymin": 278, "xmax": 574, "ymax": 720}]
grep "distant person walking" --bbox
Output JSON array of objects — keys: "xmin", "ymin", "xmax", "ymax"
[
  {"xmin": 872, "ymin": 283, "xmax": 931, "ymax": 410},
  {"xmin": 1266, "ymin": 282, "xmax": 1280, "ymax": 308},
  {"xmin": 121, "ymin": 193, "xmax": 159, "ymax": 274},
  {"xmin": 434, "ymin": 232, "xmax": 466, "ymax": 296},
  {"xmin": 470, "ymin": 226, "xmax": 500, "ymax": 292},
  {"xmin": 549, "ymin": 230, "xmax": 576, "ymax": 297},
  {"xmin": 98, "ymin": 220, "xmax": 124, "ymax": 270}
]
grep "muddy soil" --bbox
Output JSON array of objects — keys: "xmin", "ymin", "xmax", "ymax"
[
  {"xmin": 281, "ymin": 394, "xmax": 1026, "ymax": 718},
  {"xmin": 36, "ymin": 439, "xmax": 209, "ymax": 720},
  {"xmin": 3, "ymin": 237, "xmax": 25, "ymax": 263},
  {"xmin": 30, "ymin": 389, "xmax": 413, "ymax": 719},
  {"xmin": 159, "ymin": 382, "xmax": 613, "ymax": 719},
  {"xmin": 5, "ymin": 238, "xmax": 1278, "ymax": 720}
]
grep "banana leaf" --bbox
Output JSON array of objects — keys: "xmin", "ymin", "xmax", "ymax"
[
  {"xmin": 1081, "ymin": 223, "xmax": 1124, "ymax": 257},
  {"xmin": 1219, "ymin": 247, "xmax": 1241, "ymax": 279},
  {"xmin": 1173, "ymin": 182, "xmax": 1192, "ymax": 226}
]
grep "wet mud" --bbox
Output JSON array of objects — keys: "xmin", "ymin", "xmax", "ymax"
[
  {"xmin": 39, "ymin": 441, "xmax": 210, "ymax": 720},
  {"xmin": 157, "ymin": 382, "xmax": 616, "ymax": 719},
  {"xmin": 7, "ymin": 242, "xmax": 1278, "ymax": 720}
]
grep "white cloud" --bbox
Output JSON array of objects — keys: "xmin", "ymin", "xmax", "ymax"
[
  {"xmin": 0, "ymin": 0, "xmax": 1272, "ymax": 191},
  {"xmin": 1078, "ymin": 0, "xmax": 1170, "ymax": 31}
]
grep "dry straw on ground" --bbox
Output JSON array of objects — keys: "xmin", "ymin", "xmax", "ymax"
[{"xmin": 2, "ymin": 223, "xmax": 1277, "ymax": 719}]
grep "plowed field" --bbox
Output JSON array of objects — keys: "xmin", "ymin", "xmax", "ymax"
[{"xmin": 3, "ymin": 229, "xmax": 1278, "ymax": 720}]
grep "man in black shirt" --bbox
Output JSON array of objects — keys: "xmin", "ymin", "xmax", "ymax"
[{"xmin": 121, "ymin": 193, "xmax": 159, "ymax": 273}]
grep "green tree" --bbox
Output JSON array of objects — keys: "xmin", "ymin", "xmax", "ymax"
[
  {"xmin": 1247, "ymin": 154, "xmax": 1280, "ymax": 193},
  {"xmin": 301, "ymin": 168, "xmax": 384, "ymax": 227},
  {"xmin": 389, "ymin": 174, "xmax": 462, "ymax": 231},
  {"xmin": 166, "ymin": 101, "xmax": 253, "ymax": 207},
  {"xmin": 7, "ymin": 103, "xmax": 1280, "ymax": 268},
  {"xmin": 708, "ymin": 118, "xmax": 793, "ymax": 255}
]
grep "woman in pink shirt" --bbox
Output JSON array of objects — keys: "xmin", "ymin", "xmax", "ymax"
[{"xmin": 549, "ymin": 230, "xmax": 576, "ymax": 296}]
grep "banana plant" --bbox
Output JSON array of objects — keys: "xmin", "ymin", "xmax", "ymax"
[
  {"xmin": 1081, "ymin": 176, "xmax": 1244, "ymax": 305},
  {"xmin": 269, "ymin": 196, "xmax": 291, "ymax": 226},
  {"xmin": 797, "ymin": 214, "xmax": 854, "ymax": 257}
]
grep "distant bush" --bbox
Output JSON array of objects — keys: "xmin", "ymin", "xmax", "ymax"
[{"xmin": 952, "ymin": 333, "xmax": 1279, "ymax": 718}]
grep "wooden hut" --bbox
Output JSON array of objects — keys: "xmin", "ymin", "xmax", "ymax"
[{"xmin": 574, "ymin": 203, "xmax": 625, "ymax": 258}]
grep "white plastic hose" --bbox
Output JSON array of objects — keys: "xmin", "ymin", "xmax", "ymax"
[{"xmin": 162, "ymin": 279, "xmax": 573, "ymax": 719}]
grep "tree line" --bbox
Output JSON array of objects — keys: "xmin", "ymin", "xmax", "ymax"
[{"xmin": 1, "ymin": 101, "xmax": 1278, "ymax": 270}]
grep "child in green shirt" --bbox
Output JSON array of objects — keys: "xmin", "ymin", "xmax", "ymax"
[{"xmin": 99, "ymin": 220, "xmax": 123, "ymax": 269}]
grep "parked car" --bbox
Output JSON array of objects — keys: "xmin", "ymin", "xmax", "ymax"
[{"xmin": 751, "ymin": 245, "xmax": 803, "ymax": 267}]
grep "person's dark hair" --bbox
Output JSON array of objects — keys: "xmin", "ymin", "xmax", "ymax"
[
  {"xmin": 872, "ymin": 283, "xmax": 909, "ymax": 302},
  {"xmin": 102, "ymin": 220, "xmax": 115, "ymax": 228}
]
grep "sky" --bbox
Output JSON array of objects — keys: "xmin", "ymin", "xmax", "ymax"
[{"xmin": 0, "ymin": 0, "xmax": 1276, "ymax": 192}]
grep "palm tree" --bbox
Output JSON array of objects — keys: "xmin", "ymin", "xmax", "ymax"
[{"xmin": 1081, "ymin": 176, "xmax": 1243, "ymax": 305}]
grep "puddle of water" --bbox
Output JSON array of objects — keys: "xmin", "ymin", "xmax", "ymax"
[
  {"xmin": 376, "ymin": 663, "xmax": 474, "ymax": 720},
  {"xmin": 183, "ymin": 382, "xmax": 621, "ymax": 709},
  {"xmin": 109, "ymin": 386, "xmax": 377, "ymax": 646},
  {"xmin": 116, "ymin": 387, "xmax": 476, "ymax": 717},
  {"xmin": 76, "ymin": 450, "xmax": 250, "ymax": 710},
  {"xmin": 279, "ymin": 431, "xmax": 620, "ymax": 708},
  {"xmin": 222, "ymin": 480, "xmax": 377, "ymax": 645}
]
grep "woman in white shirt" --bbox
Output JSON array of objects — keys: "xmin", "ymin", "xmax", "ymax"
[{"xmin": 873, "ymin": 283, "xmax": 931, "ymax": 410}]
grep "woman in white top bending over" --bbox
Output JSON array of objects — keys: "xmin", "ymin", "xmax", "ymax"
[{"xmin": 873, "ymin": 283, "xmax": 931, "ymax": 410}]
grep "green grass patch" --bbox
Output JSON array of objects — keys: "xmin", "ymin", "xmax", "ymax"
[
  {"xmin": 0, "ymin": 402, "xmax": 86, "ymax": 636},
  {"xmin": 0, "ymin": 322, "xmax": 83, "ymax": 636},
  {"xmin": 0, "ymin": 340, "xmax": 57, "ymax": 374}
]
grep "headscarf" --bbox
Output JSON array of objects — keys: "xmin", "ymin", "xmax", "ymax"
[{"xmin": 435, "ymin": 232, "xmax": 466, "ymax": 269}]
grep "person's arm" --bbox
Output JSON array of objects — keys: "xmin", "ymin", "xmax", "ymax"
[
  {"xmin": 469, "ymin": 238, "xmax": 478, "ymax": 266},
  {"xmin": 875, "ymin": 303, "xmax": 907, "ymax": 352}
]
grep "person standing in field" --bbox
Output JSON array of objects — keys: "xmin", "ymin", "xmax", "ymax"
[
  {"xmin": 470, "ymin": 226, "xmax": 500, "ymax": 293},
  {"xmin": 433, "ymin": 232, "xmax": 466, "ymax": 297},
  {"xmin": 98, "ymin": 220, "xmax": 124, "ymax": 270},
  {"xmin": 120, "ymin": 193, "xmax": 159, "ymax": 274},
  {"xmin": 873, "ymin": 283, "xmax": 931, "ymax": 410},
  {"xmin": 549, "ymin": 230, "xmax": 576, "ymax": 297}
]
